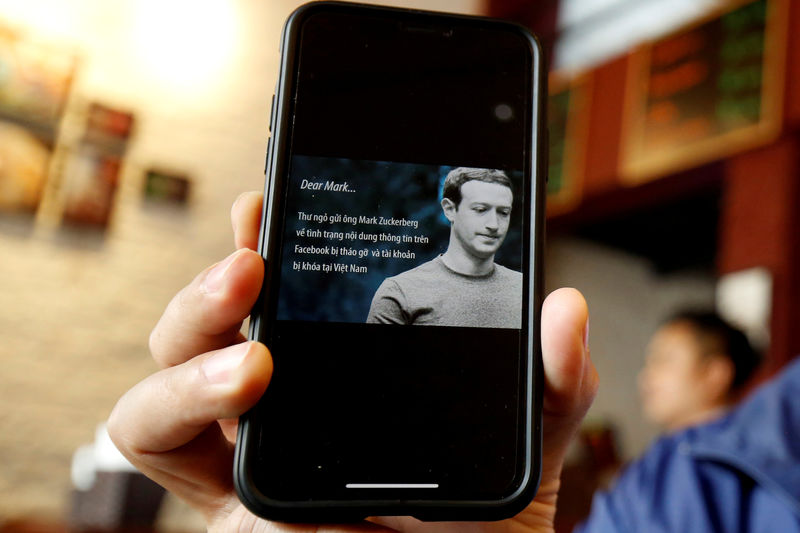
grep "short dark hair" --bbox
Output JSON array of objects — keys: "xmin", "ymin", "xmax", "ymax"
[
  {"xmin": 442, "ymin": 167, "xmax": 512, "ymax": 207},
  {"xmin": 665, "ymin": 310, "xmax": 761, "ymax": 392}
]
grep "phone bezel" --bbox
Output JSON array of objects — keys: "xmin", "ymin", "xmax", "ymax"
[{"xmin": 234, "ymin": 1, "xmax": 547, "ymax": 522}]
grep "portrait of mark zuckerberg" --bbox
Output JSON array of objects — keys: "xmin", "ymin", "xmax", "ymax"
[{"xmin": 366, "ymin": 167, "xmax": 522, "ymax": 329}]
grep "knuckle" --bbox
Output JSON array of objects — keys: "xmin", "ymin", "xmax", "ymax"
[{"xmin": 160, "ymin": 370, "xmax": 183, "ymax": 413}]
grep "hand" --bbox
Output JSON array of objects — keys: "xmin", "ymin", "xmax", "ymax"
[{"xmin": 108, "ymin": 192, "xmax": 598, "ymax": 533}]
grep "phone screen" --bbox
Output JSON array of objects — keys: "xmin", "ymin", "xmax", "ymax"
[{"xmin": 248, "ymin": 6, "xmax": 541, "ymax": 507}]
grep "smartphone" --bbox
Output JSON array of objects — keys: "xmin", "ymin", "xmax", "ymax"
[{"xmin": 234, "ymin": 1, "xmax": 546, "ymax": 522}]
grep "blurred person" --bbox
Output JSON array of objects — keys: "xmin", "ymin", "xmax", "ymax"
[
  {"xmin": 575, "ymin": 314, "xmax": 800, "ymax": 533},
  {"xmin": 638, "ymin": 310, "xmax": 762, "ymax": 432}
]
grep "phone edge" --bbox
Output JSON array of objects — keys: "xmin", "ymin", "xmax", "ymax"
[{"xmin": 233, "ymin": 1, "xmax": 548, "ymax": 522}]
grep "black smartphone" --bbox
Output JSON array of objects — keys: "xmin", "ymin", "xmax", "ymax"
[{"xmin": 234, "ymin": 1, "xmax": 546, "ymax": 522}]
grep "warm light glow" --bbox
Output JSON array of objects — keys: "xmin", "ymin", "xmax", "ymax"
[
  {"xmin": 0, "ymin": 0, "xmax": 78, "ymax": 39},
  {"xmin": 132, "ymin": 0, "xmax": 238, "ymax": 93}
]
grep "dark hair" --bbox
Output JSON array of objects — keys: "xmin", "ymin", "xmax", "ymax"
[
  {"xmin": 666, "ymin": 310, "xmax": 761, "ymax": 392},
  {"xmin": 442, "ymin": 167, "xmax": 512, "ymax": 207}
]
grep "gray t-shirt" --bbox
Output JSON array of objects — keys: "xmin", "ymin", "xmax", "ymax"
[{"xmin": 366, "ymin": 256, "xmax": 522, "ymax": 328}]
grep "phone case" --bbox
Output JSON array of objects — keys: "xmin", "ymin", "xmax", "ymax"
[{"xmin": 234, "ymin": 1, "xmax": 547, "ymax": 522}]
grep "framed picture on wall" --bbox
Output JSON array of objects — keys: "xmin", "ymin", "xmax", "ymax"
[
  {"xmin": 143, "ymin": 169, "xmax": 191, "ymax": 205},
  {"xmin": 0, "ymin": 24, "xmax": 76, "ymax": 213},
  {"xmin": 59, "ymin": 103, "xmax": 134, "ymax": 228},
  {"xmin": 0, "ymin": 25, "xmax": 75, "ymax": 125},
  {"xmin": 547, "ymin": 73, "xmax": 591, "ymax": 216},
  {"xmin": 60, "ymin": 146, "xmax": 121, "ymax": 227},
  {"xmin": 0, "ymin": 121, "xmax": 51, "ymax": 212},
  {"xmin": 620, "ymin": 0, "xmax": 788, "ymax": 182}
]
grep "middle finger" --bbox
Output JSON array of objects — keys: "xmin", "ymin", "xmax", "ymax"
[{"xmin": 149, "ymin": 248, "xmax": 264, "ymax": 368}]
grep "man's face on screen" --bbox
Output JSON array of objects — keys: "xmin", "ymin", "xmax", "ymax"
[{"xmin": 448, "ymin": 180, "xmax": 512, "ymax": 260}]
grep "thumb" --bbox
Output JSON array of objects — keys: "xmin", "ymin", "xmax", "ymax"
[{"xmin": 540, "ymin": 288, "xmax": 598, "ymax": 484}]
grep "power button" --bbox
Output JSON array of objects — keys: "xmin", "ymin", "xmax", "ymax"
[{"xmin": 264, "ymin": 137, "xmax": 271, "ymax": 175}]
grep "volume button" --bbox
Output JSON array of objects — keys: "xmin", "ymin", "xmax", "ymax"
[{"xmin": 268, "ymin": 95, "xmax": 276, "ymax": 132}]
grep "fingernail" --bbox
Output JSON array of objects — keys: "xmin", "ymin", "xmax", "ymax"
[
  {"xmin": 203, "ymin": 250, "xmax": 243, "ymax": 293},
  {"xmin": 583, "ymin": 318, "xmax": 590, "ymax": 352},
  {"xmin": 202, "ymin": 342, "xmax": 251, "ymax": 384}
]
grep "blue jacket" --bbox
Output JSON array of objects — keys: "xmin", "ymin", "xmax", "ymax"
[{"xmin": 576, "ymin": 357, "xmax": 800, "ymax": 533}]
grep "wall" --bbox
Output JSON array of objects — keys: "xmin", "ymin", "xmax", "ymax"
[
  {"xmin": 545, "ymin": 236, "xmax": 717, "ymax": 458},
  {"xmin": 0, "ymin": 0, "xmax": 482, "ymax": 526}
]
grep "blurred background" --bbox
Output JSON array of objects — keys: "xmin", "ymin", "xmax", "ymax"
[{"xmin": 0, "ymin": 0, "xmax": 797, "ymax": 531}]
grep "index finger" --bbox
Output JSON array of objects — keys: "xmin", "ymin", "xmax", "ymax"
[{"xmin": 148, "ymin": 192, "xmax": 265, "ymax": 368}]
